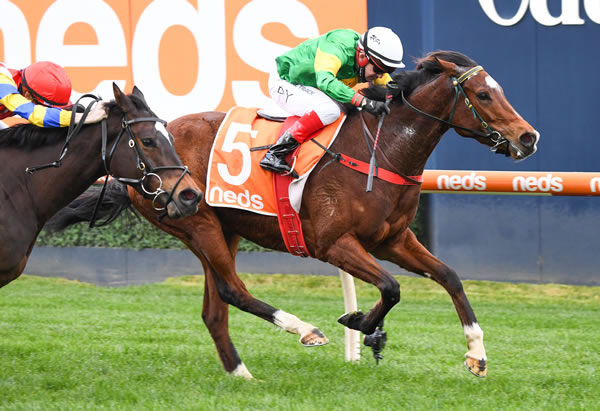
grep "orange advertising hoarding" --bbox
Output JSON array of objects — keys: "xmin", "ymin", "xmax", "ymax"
[
  {"xmin": 1, "ymin": 0, "xmax": 367, "ymax": 124},
  {"xmin": 422, "ymin": 170, "xmax": 600, "ymax": 196}
]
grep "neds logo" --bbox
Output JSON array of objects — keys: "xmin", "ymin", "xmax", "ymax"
[
  {"xmin": 436, "ymin": 173, "xmax": 487, "ymax": 191},
  {"xmin": 590, "ymin": 177, "xmax": 600, "ymax": 193},
  {"xmin": 512, "ymin": 174, "xmax": 563, "ymax": 192}
]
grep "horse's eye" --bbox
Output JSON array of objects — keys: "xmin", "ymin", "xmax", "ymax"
[
  {"xmin": 477, "ymin": 92, "xmax": 491, "ymax": 101},
  {"xmin": 141, "ymin": 138, "xmax": 156, "ymax": 147}
]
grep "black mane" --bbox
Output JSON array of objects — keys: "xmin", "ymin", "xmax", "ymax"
[
  {"xmin": 0, "ymin": 93, "xmax": 150, "ymax": 151},
  {"xmin": 0, "ymin": 122, "xmax": 68, "ymax": 151},
  {"xmin": 361, "ymin": 50, "xmax": 478, "ymax": 102}
]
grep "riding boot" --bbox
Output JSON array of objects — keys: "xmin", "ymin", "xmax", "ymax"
[
  {"xmin": 260, "ymin": 111, "xmax": 324, "ymax": 175},
  {"xmin": 259, "ymin": 131, "xmax": 300, "ymax": 174}
]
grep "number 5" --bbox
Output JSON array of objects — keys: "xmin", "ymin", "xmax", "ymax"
[{"xmin": 217, "ymin": 122, "xmax": 257, "ymax": 186}]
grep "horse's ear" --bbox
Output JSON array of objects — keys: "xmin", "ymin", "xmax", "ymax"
[
  {"xmin": 436, "ymin": 58, "xmax": 459, "ymax": 77},
  {"xmin": 112, "ymin": 82, "xmax": 134, "ymax": 113},
  {"xmin": 131, "ymin": 86, "xmax": 147, "ymax": 105}
]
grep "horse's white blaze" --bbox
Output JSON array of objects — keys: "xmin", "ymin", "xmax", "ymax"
[
  {"xmin": 464, "ymin": 323, "xmax": 487, "ymax": 360},
  {"xmin": 154, "ymin": 122, "xmax": 173, "ymax": 146},
  {"xmin": 230, "ymin": 363, "xmax": 253, "ymax": 379},
  {"xmin": 484, "ymin": 74, "xmax": 500, "ymax": 90},
  {"xmin": 273, "ymin": 310, "xmax": 315, "ymax": 337}
]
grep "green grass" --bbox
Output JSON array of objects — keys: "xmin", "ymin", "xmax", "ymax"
[{"xmin": 1, "ymin": 274, "xmax": 598, "ymax": 410}]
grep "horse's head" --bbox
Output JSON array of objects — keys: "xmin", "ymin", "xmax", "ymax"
[
  {"xmin": 104, "ymin": 83, "xmax": 202, "ymax": 218},
  {"xmin": 422, "ymin": 53, "xmax": 539, "ymax": 161}
]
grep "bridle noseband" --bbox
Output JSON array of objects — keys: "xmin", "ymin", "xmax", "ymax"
[
  {"xmin": 90, "ymin": 114, "xmax": 190, "ymax": 227},
  {"xmin": 100, "ymin": 115, "xmax": 190, "ymax": 212},
  {"xmin": 401, "ymin": 65, "xmax": 509, "ymax": 153},
  {"xmin": 25, "ymin": 96, "xmax": 191, "ymax": 226}
]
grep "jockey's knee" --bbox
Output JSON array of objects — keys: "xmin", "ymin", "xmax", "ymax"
[{"xmin": 314, "ymin": 104, "xmax": 341, "ymax": 125}]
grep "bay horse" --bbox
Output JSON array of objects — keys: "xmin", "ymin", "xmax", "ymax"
[
  {"xmin": 49, "ymin": 51, "xmax": 539, "ymax": 378},
  {"xmin": 0, "ymin": 83, "xmax": 201, "ymax": 289}
]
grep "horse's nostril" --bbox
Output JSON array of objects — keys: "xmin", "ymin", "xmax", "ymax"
[
  {"xmin": 180, "ymin": 189, "xmax": 200, "ymax": 205},
  {"xmin": 520, "ymin": 132, "xmax": 536, "ymax": 147}
]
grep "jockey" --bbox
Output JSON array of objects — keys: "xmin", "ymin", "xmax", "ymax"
[
  {"xmin": 260, "ymin": 26, "xmax": 405, "ymax": 175},
  {"xmin": 0, "ymin": 61, "xmax": 106, "ymax": 129}
]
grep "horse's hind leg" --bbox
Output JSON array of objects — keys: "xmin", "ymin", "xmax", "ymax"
[
  {"xmin": 199, "ymin": 255, "xmax": 253, "ymax": 378},
  {"xmin": 202, "ymin": 256, "xmax": 327, "ymax": 378},
  {"xmin": 373, "ymin": 228, "xmax": 487, "ymax": 377},
  {"xmin": 195, "ymin": 228, "xmax": 328, "ymax": 347},
  {"xmin": 177, "ymin": 213, "xmax": 327, "ymax": 357}
]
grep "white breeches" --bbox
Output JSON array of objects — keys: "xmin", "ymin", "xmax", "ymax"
[{"xmin": 268, "ymin": 71, "xmax": 342, "ymax": 126}]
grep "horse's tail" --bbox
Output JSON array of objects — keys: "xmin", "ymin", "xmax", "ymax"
[{"xmin": 45, "ymin": 180, "xmax": 134, "ymax": 232}]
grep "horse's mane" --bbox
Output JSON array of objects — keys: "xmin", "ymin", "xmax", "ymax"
[
  {"xmin": 0, "ymin": 94, "xmax": 149, "ymax": 151},
  {"xmin": 360, "ymin": 50, "xmax": 478, "ymax": 103}
]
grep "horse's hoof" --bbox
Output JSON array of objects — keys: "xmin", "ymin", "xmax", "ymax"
[
  {"xmin": 229, "ymin": 363, "xmax": 254, "ymax": 379},
  {"xmin": 464, "ymin": 357, "xmax": 487, "ymax": 378},
  {"xmin": 337, "ymin": 310, "xmax": 364, "ymax": 331},
  {"xmin": 363, "ymin": 328, "xmax": 387, "ymax": 364},
  {"xmin": 300, "ymin": 328, "xmax": 329, "ymax": 347}
]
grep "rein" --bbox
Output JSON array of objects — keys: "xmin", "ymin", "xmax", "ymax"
[
  {"xmin": 401, "ymin": 65, "xmax": 508, "ymax": 153},
  {"xmin": 25, "ymin": 94, "xmax": 101, "ymax": 174},
  {"xmin": 24, "ymin": 97, "xmax": 190, "ymax": 226},
  {"xmin": 313, "ymin": 81, "xmax": 424, "ymax": 190},
  {"xmin": 357, "ymin": 111, "xmax": 422, "ymax": 185},
  {"xmin": 90, "ymin": 115, "xmax": 190, "ymax": 227}
]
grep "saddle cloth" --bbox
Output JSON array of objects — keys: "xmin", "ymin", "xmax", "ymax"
[{"xmin": 206, "ymin": 107, "xmax": 346, "ymax": 215}]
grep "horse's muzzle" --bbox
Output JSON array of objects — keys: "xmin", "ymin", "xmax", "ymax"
[
  {"xmin": 510, "ymin": 129, "xmax": 540, "ymax": 162},
  {"xmin": 166, "ymin": 188, "xmax": 201, "ymax": 218}
]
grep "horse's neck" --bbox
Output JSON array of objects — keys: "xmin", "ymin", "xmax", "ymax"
[
  {"xmin": 33, "ymin": 126, "xmax": 107, "ymax": 222},
  {"xmin": 382, "ymin": 79, "xmax": 455, "ymax": 175}
]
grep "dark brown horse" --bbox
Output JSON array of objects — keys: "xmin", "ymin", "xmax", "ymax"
[
  {"xmin": 0, "ymin": 83, "xmax": 201, "ymax": 289},
  {"xmin": 49, "ymin": 51, "xmax": 539, "ymax": 378}
]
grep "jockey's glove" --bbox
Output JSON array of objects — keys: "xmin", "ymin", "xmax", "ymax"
[
  {"xmin": 361, "ymin": 97, "xmax": 390, "ymax": 116},
  {"xmin": 74, "ymin": 101, "xmax": 108, "ymax": 124}
]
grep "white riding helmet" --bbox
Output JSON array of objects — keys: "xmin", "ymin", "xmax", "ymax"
[{"xmin": 358, "ymin": 26, "xmax": 405, "ymax": 70}]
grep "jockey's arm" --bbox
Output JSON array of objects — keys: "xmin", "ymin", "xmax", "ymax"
[
  {"xmin": 313, "ymin": 47, "xmax": 358, "ymax": 104},
  {"xmin": 0, "ymin": 69, "xmax": 106, "ymax": 127}
]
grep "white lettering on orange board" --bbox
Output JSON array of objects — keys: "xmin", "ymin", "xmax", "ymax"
[
  {"xmin": 217, "ymin": 122, "xmax": 257, "ymax": 186},
  {"xmin": 208, "ymin": 185, "xmax": 264, "ymax": 211},
  {"xmin": 590, "ymin": 177, "xmax": 600, "ymax": 193},
  {"xmin": 512, "ymin": 174, "xmax": 563, "ymax": 192},
  {"xmin": 232, "ymin": 0, "xmax": 319, "ymax": 108},
  {"xmin": 436, "ymin": 173, "xmax": 487, "ymax": 191}
]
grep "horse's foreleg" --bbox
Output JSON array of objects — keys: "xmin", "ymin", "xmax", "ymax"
[
  {"xmin": 373, "ymin": 229, "xmax": 487, "ymax": 377},
  {"xmin": 0, "ymin": 252, "xmax": 30, "ymax": 288},
  {"xmin": 324, "ymin": 233, "xmax": 400, "ymax": 335}
]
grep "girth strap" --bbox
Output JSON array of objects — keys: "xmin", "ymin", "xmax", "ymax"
[{"xmin": 338, "ymin": 154, "xmax": 422, "ymax": 186}]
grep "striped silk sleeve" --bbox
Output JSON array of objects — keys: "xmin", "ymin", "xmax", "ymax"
[{"xmin": 0, "ymin": 69, "xmax": 72, "ymax": 127}]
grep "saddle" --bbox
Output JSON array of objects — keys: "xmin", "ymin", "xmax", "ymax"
[{"xmin": 206, "ymin": 107, "xmax": 346, "ymax": 257}]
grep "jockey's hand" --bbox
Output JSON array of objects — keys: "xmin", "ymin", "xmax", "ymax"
[
  {"xmin": 74, "ymin": 101, "xmax": 108, "ymax": 124},
  {"xmin": 361, "ymin": 97, "xmax": 390, "ymax": 116}
]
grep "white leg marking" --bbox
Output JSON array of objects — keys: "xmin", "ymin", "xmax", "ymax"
[
  {"xmin": 273, "ymin": 310, "xmax": 315, "ymax": 337},
  {"xmin": 230, "ymin": 363, "xmax": 253, "ymax": 379},
  {"xmin": 464, "ymin": 323, "xmax": 487, "ymax": 360}
]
